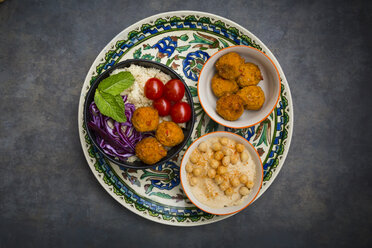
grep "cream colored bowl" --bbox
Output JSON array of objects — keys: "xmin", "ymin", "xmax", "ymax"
[
  {"xmin": 180, "ymin": 131, "xmax": 263, "ymax": 215},
  {"xmin": 198, "ymin": 45, "xmax": 281, "ymax": 129}
]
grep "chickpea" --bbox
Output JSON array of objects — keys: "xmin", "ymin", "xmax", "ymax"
[
  {"xmin": 212, "ymin": 142, "xmax": 222, "ymax": 151},
  {"xmin": 219, "ymin": 181, "xmax": 229, "ymax": 191},
  {"xmin": 219, "ymin": 137, "xmax": 229, "ymax": 146},
  {"xmin": 236, "ymin": 143, "xmax": 245, "ymax": 153},
  {"xmin": 222, "ymin": 156, "xmax": 230, "ymax": 166},
  {"xmin": 239, "ymin": 186, "xmax": 250, "ymax": 196},
  {"xmin": 207, "ymin": 168, "xmax": 216, "ymax": 178},
  {"xmin": 225, "ymin": 187, "xmax": 234, "ymax": 196},
  {"xmin": 209, "ymin": 159, "xmax": 219, "ymax": 169},
  {"xmin": 185, "ymin": 163, "xmax": 193, "ymax": 173},
  {"xmin": 240, "ymin": 151, "xmax": 249, "ymax": 162},
  {"xmin": 230, "ymin": 153, "xmax": 239, "ymax": 164},
  {"xmin": 214, "ymin": 151, "xmax": 224, "ymax": 161},
  {"xmin": 193, "ymin": 167, "xmax": 202, "ymax": 177},
  {"xmin": 230, "ymin": 177, "xmax": 240, "ymax": 188},
  {"xmin": 197, "ymin": 160, "xmax": 208, "ymax": 167},
  {"xmin": 222, "ymin": 146, "xmax": 232, "ymax": 156},
  {"xmin": 189, "ymin": 177, "xmax": 198, "ymax": 186},
  {"xmin": 214, "ymin": 175, "xmax": 224, "ymax": 184},
  {"xmin": 246, "ymin": 180, "xmax": 254, "ymax": 189},
  {"xmin": 217, "ymin": 166, "xmax": 227, "ymax": 175},
  {"xmin": 190, "ymin": 151, "xmax": 199, "ymax": 164},
  {"xmin": 239, "ymin": 174, "xmax": 248, "ymax": 184},
  {"xmin": 198, "ymin": 142, "xmax": 208, "ymax": 152}
]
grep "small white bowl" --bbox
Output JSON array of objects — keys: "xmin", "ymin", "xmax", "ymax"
[
  {"xmin": 198, "ymin": 45, "xmax": 281, "ymax": 129},
  {"xmin": 180, "ymin": 131, "xmax": 263, "ymax": 215}
]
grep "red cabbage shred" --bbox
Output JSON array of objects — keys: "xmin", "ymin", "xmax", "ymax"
[{"xmin": 88, "ymin": 95, "xmax": 149, "ymax": 161}]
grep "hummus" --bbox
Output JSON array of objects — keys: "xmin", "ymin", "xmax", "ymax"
[{"xmin": 186, "ymin": 137, "xmax": 256, "ymax": 209}]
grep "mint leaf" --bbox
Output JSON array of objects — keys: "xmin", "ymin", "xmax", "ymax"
[
  {"xmin": 98, "ymin": 71, "xmax": 134, "ymax": 95},
  {"xmin": 94, "ymin": 89, "xmax": 127, "ymax": 123},
  {"xmin": 114, "ymin": 95, "xmax": 125, "ymax": 109}
]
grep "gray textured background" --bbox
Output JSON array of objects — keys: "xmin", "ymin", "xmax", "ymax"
[{"xmin": 1, "ymin": 0, "xmax": 371, "ymax": 247}]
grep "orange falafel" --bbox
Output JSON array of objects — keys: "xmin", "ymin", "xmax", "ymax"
[
  {"xmin": 156, "ymin": 121, "xmax": 184, "ymax": 147},
  {"xmin": 237, "ymin": 62, "xmax": 263, "ymax": 87},
  {"xmin": 132, "ymin": 107, "xmax": 159, "ymax": 132},
  {"xmin": 215, "ymin": 52, "xmax": 244, "ymax": 80},
  {"xmin": 237, "ymin": 86, "xmax": 265, "ymax": 110},
  {"xmin": 135, "ymin": 137, "xmax": 167, "ymax": 164},
  {"xmin": 211, "ymin": 74, "xmax": 239, "ymax": 98},
  {"xmin": 216, "ymin": 94, "xmax": 244, "ymax": 121}
]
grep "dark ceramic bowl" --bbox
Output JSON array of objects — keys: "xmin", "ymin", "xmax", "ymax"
[{"xmin": 84, "ymin": 59, "xmax": 195, "ymax": 169}]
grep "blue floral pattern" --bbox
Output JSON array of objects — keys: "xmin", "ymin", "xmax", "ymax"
[
  {"xmin": 152, "ymin": 37, "xmax": 177, "ymax": 57},
  {"xmin": 182, "ymin": 50, "xmax": 210, "ymax": 81},
  {"xmin": 140, "ymin": 162, "xmax": 180, "ymax": 190}
]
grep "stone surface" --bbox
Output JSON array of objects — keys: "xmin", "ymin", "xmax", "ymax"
[{"xmin": 0, "ymin": 0, "xmax": 371, "ymax": 247}]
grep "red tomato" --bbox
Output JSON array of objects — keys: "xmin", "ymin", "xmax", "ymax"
[
  {"xmin": 153, "ymin": 97, "xmax": 171, "ymax": 116},
  {"xmin": 170, "ymin": 102, "xmax": 192, "ymax": 123},
  {"xmin": 164, "ymin": 79, "xmax": 185, "ymax": 102},
  {"xmin": 144, "ymin": 78, "xmax": 164, "ymax": 100}
]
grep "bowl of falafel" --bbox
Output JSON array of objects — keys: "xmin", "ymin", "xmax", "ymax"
[
  {"xmin": 198, "ymin": 45, "xmax": 281, "ymax": 129},
  {"xmin": 84, "ymin": 59, "xmax": 195, "ymax": 169}
]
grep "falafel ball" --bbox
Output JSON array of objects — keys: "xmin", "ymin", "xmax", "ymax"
[
  {"xmin": 211, "ymin": 74, "xmax": 239, "ymax": 98},
  {"xmin": 237, "ymin": 86, "xmax": 265, "ymax": 110},
  {"xmin": 215, "ymin": 52, "xmax": 244, "ymax": 80},
  {"xmin": 237, "ymin": 62, "xmax": 263, "ymax": 87},
  {"xmin": 135, "ymin": 137, "xmax": 167, "ymax": 165},
  {"xmin": 156, "ymin": 121, "xmax": 184, "ymax": 147},
  {"xmin": 132, "ymin": 107, "xmax": 159, "ymax": 132},
  {"xmin": 216, "ymin": 94, "xmax": 244, "ymax": 121}
]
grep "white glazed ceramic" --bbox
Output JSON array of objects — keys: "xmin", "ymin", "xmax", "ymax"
[
  {"xmin": 180, "ymin": 131, "xmax": 263, "ymax": 215},
  {"xmin": 78, "ymin": 11, "xmax": 293, "ymax": 226},
  {"xmin": 198, "ymin": 46, "xmax": 281, "ymax": 129}
]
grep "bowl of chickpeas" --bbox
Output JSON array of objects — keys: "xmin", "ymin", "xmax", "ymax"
[{"xmin": 180, "ymin": 131, "xmax": 263, "ymax": 215}]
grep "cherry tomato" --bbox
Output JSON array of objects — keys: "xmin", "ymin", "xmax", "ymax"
[
  {"xmin": 164, "ymin": 79, "xmax": 185, "ymax": 102},
  {"xmin": 153, "ymin": 97, "xmax": 171, "ymax": 116},
  {"xmin": 170, "ymin": 102, "xmax": 192, "ymax": 123},
  {"xmin": 144, "ymin": 78, "xmax": 164, "ymax": 100}
]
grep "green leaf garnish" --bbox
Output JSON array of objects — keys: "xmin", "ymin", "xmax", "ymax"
[
  {"xmin": 94, "ymin": 89, "xmax": 126, "ymax": 123},
  {"xmin": 98, "ymin": 71, "xmax": 134, "ymax": 95}
]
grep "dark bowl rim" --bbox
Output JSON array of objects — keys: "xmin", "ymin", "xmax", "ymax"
[{"xmin": 83, "ymin": 59, "xmax": 195, "ymax": 170}]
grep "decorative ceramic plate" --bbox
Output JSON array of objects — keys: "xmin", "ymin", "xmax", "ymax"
[{"xmin": 78, "ymin": 11, "xmax": 293, "ymax": 226}]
